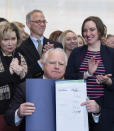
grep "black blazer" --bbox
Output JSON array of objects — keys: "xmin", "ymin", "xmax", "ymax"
[
  {"xmin": 17, "ymin": 37, "xmax": 63, "ymax": 78},
  {"xmin": 65, "ymin": 44, "xmax": 114, "ymax": 80},
  {"xmin": 65, "ymin": 44, "xmax": 114, "ymax": 131},
  {"xmin": 98, "ymin": 54, "xmax": 114, "ymax": 131},
  {"xmin": 5, "ymin": 82, "xmax": 26, "ymax": 131}
]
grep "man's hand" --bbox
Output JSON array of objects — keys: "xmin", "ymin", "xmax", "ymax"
[
  {"xmin": 81, "ymin": 100, "xmax": 100, "ymax": 114},
  {"xmin": 42, "ymin": 42, "xmax": 54, "ymax": 54},
  {"xmin": 17, "ymin": 102, "xmax": 35, "ymax": 118}
]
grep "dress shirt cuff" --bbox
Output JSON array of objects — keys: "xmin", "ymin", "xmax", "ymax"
[
  {"xmin": 92, "ymin": 113, "xmax": 100, "ymax": 123},
  {"xmin": 15, "ymin": 109, "xmax": 23, "ymax": 126}
]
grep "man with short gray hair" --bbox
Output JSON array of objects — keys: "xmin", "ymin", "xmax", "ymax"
[
  {"xmin": 17, "ymin": 9, "xmax": 63, "ymax": 78},
  {"xmin": 5, "ymin": 48, "xmax": 66, "ymax": 131}
]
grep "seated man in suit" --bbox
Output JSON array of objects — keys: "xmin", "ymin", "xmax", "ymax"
[
  {"xmin": 5, "ymin": 48, "xmax": 67, "ymax": 131},
  {"xmin": 5, "ymin": 48, "xmax": 100, "ymax": 131},
  {"xmin": 17, "ymin": 9, "xmax": 63, "ymax": 78}
]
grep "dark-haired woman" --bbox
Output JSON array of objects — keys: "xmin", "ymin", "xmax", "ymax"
[{"xmin": 65, "ymin": 16, "xmax": 114, "ymax": 131}]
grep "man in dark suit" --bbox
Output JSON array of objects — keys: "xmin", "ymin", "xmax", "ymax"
[
  {"xmin": 5, "ymin": 48, "xmax": 67, "ymax": 131},
  {"xmin": 17, "ymin": 9, "xmax": 63, "ymax": 78},
  {"xmin": 5, "ymin": 48, "xmax": 101, "ymax": 131}
]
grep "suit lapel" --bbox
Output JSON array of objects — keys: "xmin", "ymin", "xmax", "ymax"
[
  {"xmin": 43, "ymin": 37, "xmax": 48, "ymax": 48},
  {"xmin": 24, "ymin": 37, "xmax": 40, "ymax": 61}
]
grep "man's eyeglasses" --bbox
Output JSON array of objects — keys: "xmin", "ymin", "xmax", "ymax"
[{"xmin": 30, "ymin": 20, "xmax": 48, "ymax": 25}]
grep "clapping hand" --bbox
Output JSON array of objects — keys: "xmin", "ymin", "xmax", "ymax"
[
  {"xmin": 96, "ymin": 74, "xmax": 112, "ymax": 85},
  {"xmin": 9, "ymin": 58, "xmax": 25, "ymax": 78},
  {"xmin": 42, "ymin": 42, "xmax": 54, "ymax": 55},
  {"xmin": 88, "ymin": 56, "xmax": 100, "ymax": 75}
]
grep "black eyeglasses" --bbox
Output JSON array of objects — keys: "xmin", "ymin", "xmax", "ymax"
[{"xmin": 30, "ymin": 20, "xmax": 48, "ymax": 25}]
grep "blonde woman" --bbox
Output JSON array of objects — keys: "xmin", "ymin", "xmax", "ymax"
[
  {"xmin": 0, "ymin": 22, "xmax": 27, "ymax": 130},
  {"xmin": 59, "ymin": 30, "xmax": 78, "ymax": 58},
  {"xmin": 77, "ymin": 35, "xmax": 86, "ymax": 47}
]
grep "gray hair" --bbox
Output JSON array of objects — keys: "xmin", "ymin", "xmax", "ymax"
[
  {"xmin": 26, "ymin": 9, "xmax": 43, "ymax": 21},
  {"xmin": 42, "ymin": 48, "xmax": 68, "ymax": 66}
]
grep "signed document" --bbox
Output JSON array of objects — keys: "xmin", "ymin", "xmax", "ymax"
[{"xmin": 56, "ymin": 80, "xmax": 88, "ymax": 131}]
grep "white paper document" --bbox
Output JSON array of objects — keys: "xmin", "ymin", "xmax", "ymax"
[{"xmin": 56, "ymin": 80, "xmax": 89, "ymax": 131}]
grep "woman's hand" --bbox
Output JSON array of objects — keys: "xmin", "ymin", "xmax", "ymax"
[
  {"xmin": 9, "ymin": 58, "xmax": 25, "ymax": 78},
  {"xmin": 84, "ymin": 56, "xmax": 100, "ymax": 79},
  {"xmin": 88, "ymin": 56, "xmax": 100, "ymax": 75},
  {"xmin": 96, "ymin": 74, "xmax": 112, "ymax": 85},
  {"xmin": 9, "ymin": 58, "xmax": 19, "ymax": 74}
]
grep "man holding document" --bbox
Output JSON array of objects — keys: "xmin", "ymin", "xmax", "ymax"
[
  {"xmin": 5, "ymin": 48, "xmax": 67, "ymax": 131},
  {"xmin": 5, "ymin": 48, "xmax": 100, "ymax": 131}
]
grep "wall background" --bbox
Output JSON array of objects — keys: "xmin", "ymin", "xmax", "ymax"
[{"xmin": 0, "ymin": 0, "xmax": 114, "ymax": 37}]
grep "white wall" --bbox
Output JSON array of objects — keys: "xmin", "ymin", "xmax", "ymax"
[{"xmin": 0, "ymin": 0, "xmax": 114, "ymax": 37}]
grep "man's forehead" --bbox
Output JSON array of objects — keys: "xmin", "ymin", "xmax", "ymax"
[
  {"xmin": 48, "ymin": 51, "xmax": 64, "ymax": 57},
  {"xmin": 48, "ymin": 59, "xmax": 65, "ymax": 62},
  {"xmin": 47, "ymin": 52, "xmax": 65, "ymax": 62},
  {"xmin": 31, "ymin": 12, "xmax": 45, "ymax": 18}
]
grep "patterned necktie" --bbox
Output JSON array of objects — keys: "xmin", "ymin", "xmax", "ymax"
[{"xmin": 37, "ymin": 39, "xmax": 42, "ymax": 57}]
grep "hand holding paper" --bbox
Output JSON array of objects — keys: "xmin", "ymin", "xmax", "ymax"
[{"xmin": 17, "ymin": 102, "xmax": 35, "ymax": 118}]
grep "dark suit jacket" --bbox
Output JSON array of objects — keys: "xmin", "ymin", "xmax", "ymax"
[
  {"xmin": 17, "ymin": 37, "xmax": 63, "ymax": 78},
  {"xmin": 5, "ymin": 82, "xmax": 26, "ymax": 131},
  {"xmin": 5, "ymin": 76, "xmax": 44, "ymax": 131}
]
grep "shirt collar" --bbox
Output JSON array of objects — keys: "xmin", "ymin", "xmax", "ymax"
[
  {"xmin": 30, "ymin": 36, "xmax": 44, "ymax": 42},
  {"xmin": 30, "ymin": 36, "xmax": 44, "ymax": 48}
]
